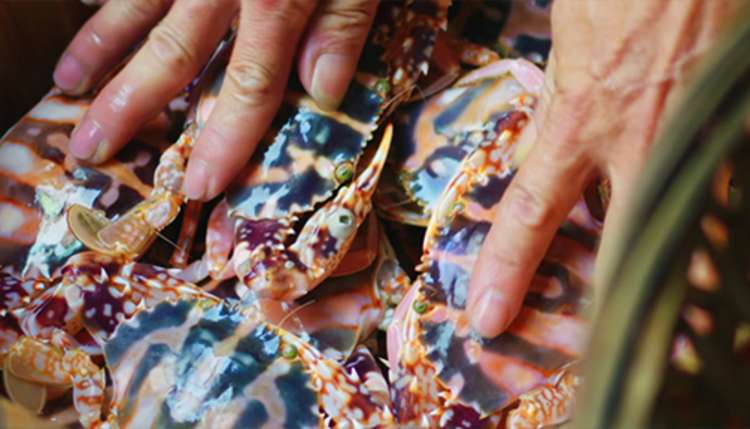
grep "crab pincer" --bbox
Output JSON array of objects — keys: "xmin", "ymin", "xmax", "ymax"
[{"xmin": 233, "ymin": 124, "xmax": 394, "ymax": 301}]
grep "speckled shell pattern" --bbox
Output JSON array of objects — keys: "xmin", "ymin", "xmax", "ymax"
[
  {"xmin": 104, "ymin": 299, "xmax": 393, "ymax": 428},
  {"xmin": 389, "ymin": 82, "xmax": 601, "ymax": 426},
  {"xmin": 377, "ymin": 59, "xmax": 541, "ymax": 226},
  {"xmin": 0, "ymin": 86, "xmax": 184, "ymax": 383}
]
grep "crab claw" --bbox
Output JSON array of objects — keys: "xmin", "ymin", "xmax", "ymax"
[{"xmin": 235, "ymin": 125, "xmax": 393, "ymax": 301}]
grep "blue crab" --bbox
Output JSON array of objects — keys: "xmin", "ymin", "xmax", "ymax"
[
  {"xmin": 256, "ymin": 214, "xmax": 410, "ymax": 360},
  {"xmin": 0, "ymin": 76, "xmax": 194, "ymax": 411},
  {"xmin": 385, "ymin": 78, "xmax": 602, "ymax": 428},
  {"xmin": 376, "ymin": 58, "xmax": 544, "ymax": 226},
  {"xmin": 65, "ymin": 0, "xmax": 451, "ymax": 306},
  {"xmin": 188, "ymin": 0, "xmax": 453, "ymax": 302},
  {"xmin": 0, "ymin": 46, "xmax": 223, "ymax": 425},
  {"xmin": 97, "ymin": 298, "xmax": 394, "ymax": 428}
]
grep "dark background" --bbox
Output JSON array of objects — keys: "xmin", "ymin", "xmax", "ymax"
[{"xmin": 0, "ymin": 1, "xmax": 94, "ymax": 131}]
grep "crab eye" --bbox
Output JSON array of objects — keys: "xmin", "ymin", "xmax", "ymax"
[
  {"xmin": 327, "ymin": 208, "xmax": 356, "ymax": 240},
  {"xmin": 334, "ymin": 162, "xmax": 354, "ymax": 183}
]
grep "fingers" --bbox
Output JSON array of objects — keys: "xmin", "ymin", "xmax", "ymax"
[
  {"xmin": 183, "ymin": 0, "xmax": 318, "ymax": 201},
  {"xmin": 54, "ymin": 0, "xmax": 173, "ymax": 95},
  {"xmin": 68, "ymin": 0, "xmax": 237, "ymax": 163},
  {"xmin": 297, "ymin": 0, "xmax": 378, "ymax": 110},
  {"xmin": 467, "ymin": 132, "xmax": 593, "ymax": 338}
]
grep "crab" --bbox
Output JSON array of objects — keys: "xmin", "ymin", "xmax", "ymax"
[
  {"xmin": 98, "ymin": 298, "xmax": 394, "ymax": 428},
  {"xmin": 386, "ymin": 81, "xmax": 603, "ymax": 428},
  {"xmin": 376, "ymin": 58, "xmax": 544, "ymax": 227},
  {"xmin": 0, "ymin": 86, "xmax": 181, "ymax": 278},
  {"xmin": 5, "ymin": 253, "xmax": 219, "ymax": 428},
  {"xmin": 0, "ymin": 43, "xmax": 224, "ymax": 424},
  {"xmin": 10, "ymin": 160, "xmax": 406, "ymax": 429},
  {"xmin": 191, "ymin": 0, "xmax": 453, "ymax": 302},
  {"xmin": 255, "ymin": 213, "xmax": 410, "ymax": 360},
  {"xmin": 0, "ymin": 76, "xmax": 194, "ymax": 411}
]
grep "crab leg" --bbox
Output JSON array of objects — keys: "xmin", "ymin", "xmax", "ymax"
[
  {"xmin": 235, "ymin": 125, "xmax": 393, "ymax": 301},
  {"xmin": 65, "ymin": 348, "xmax": 115, "ymax": 429},
  {"xmin": 67, "ymin": 131, "xmax": 195, "ymax": 259},
  {"xmin": 6, "ymin": 338, "xmax": 116, "ymax": 429},
  {"xmin": 67, "ymin": 41, "xmax": 228, "ymax": 260},
  {"xmin": 268, "ymin": 319, "xmax": 395, "ymax": 426},
  {"xmin": 169, "ymin": 200, "xmax": 204, "ymax": 268},
  {"xmin": 506, "ymin": 371, "xmax": 580, "ymax": 429}
]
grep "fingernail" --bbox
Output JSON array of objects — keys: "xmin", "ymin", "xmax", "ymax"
[
  {"xmin": 54, "ymin": 54, "xmax": 85, "ymax": 94},
  {"xmin": 471, "ymin": 289, "xmax": 510, "ymax": 338},
  {"xmin": 311, "ymin": 53, "xmax": 348, "ymax": 111},
  {"xmin": 70, "ymin": 118, "xmax": 105, "ymax": 160},
  {"xmin": 183, "ymin": 159, "xmax": 209, "ymax": 200}
]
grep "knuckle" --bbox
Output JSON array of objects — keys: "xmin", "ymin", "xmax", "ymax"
[
  {"xmin": 505, "ymin": 182, "xmax": 555, "ymax": 231},
  {"xmin": 147, "ymin": 22, "xmax": 195, "ymax": 69},
  {"xmin": 224, "ymin": 58, "xmax": 278, "ymax": 107},
  {"xmin": 326, "ymin": 2, "xmax": 373, "ymax": 31}
]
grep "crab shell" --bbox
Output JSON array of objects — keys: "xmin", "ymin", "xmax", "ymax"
[
  {"xmin": 388, "ymin": 94, "xmax": 602, "ymax": 426},
  {"xmin": 376, "ymin": 59, "xmax": 544, "ymax": 226},
  {"xmin": 0, "ymin": 88, "xmax": 178, "ymax": 277},
  {"xmin": 103, "ymin": 298, "xmax": 393, "ymax": 428},
  {"xmin": 16, "ymin": 252, "xmax": 218, "ymax": 351}
]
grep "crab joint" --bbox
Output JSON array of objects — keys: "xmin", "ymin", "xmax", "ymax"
[
  {"xmin": 413, "ymin": 300, "xmax": 428, "ymax": 314},
  {"xmin": 282, "ymin": 344, "xmax": 298, "ymax": 359}
]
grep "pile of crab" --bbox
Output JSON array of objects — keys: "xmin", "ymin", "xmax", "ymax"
[{"xmin": 0, "ymin": 1, "xmax": 603, "ymax": 428}]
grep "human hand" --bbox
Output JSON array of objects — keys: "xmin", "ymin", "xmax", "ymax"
[
  {"xmin": 466, "ymin": 0, "xmax": 743, "ymax": 338},
  {"xmin": 54, "ymin": 0, "xmax": 377, "ymax": 200}
]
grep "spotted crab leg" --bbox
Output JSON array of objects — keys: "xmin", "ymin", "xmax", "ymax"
[
  {"xmin": 234, "ymin": 125, "xmax": 394, "ymax": 301},
  {"xmin": 204, "ymin": 198, "xmax": 234, "ymax": 279},
  {"xmin": 0, "ymin": 269, "xmax": 49, "ymax": 365},
  {"xmin": 67, "ymin": 129, "xmax": 195, "ymax": 259},
  {"xmin": 506, "ymin": 371, "xmax": 580, "ymax": 429},
  {"xmin": 6, "ymin": 338, "xmax": 116, "ymax": 428},
  {"xmin": 277, "ymin": 325, "xmax": 394, "ymax": 426}
]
